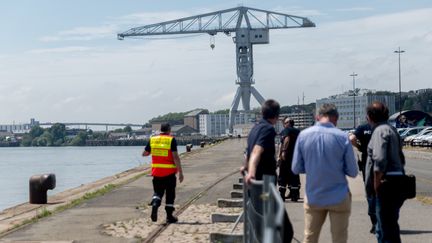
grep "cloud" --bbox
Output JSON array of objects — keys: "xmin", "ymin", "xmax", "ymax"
[
  {"xmin": 28, "ymin": 46, "xmax": 94, "ymax": 54},
  {"xmin": 3, "ymin": 7, "xmax": 432, "ymax": 124},
  {"xmin": 215, "ymin": 91, "xmax": 236, "ymax": 106},
  {"xmin": 115, "ymin": 11, "xmax": 192, "ymax": 26},
  {"xmin": 334, "ymin": 7, "xmax": 375, "ymax": 12},
  {"xmin": 52, "ymin": 96, "xmax": 82, "ymax": 109},
  {"xmin": 272, "ymin": 6, "xmax": 324, "ymax": 17},
  {"xmin": 39, "ymin": 25, "xmax": 118, "ymax": 42}
]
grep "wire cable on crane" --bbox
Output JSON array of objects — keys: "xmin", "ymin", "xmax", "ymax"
[{"xmin": 210, "ymin": 35, "xmax": 215, "ymax": 50}]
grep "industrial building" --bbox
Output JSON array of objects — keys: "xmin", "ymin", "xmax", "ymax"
[
  {"xmin": 316, "ymin": 91, "xmax": 395, "ymax": 130},
  {"xmin": 199, "ymin": 112, "xmax": 256, "ymax": 137}
]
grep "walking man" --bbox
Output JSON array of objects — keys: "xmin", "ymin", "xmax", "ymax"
[
  {"xmin": 142, "ymin": 123, "xmax": 184, "ymax": 224},
  {"xmin": 278, "ymin": 117, "xmax": 301, "ymax": 201},
  {"xmin": 365, "ymin": 101, "xmax": 406, "ymax": 242},
  {"xmin": 243, "ymin": 99, "xmax": 293, "ymax": 242},
  {"xmin": 292, "ymin": 103, "xmax": 358, "ymax": 243},
  {"xmin": 350, "ymin": 123, "xmax": 376, "ymax": 234}
]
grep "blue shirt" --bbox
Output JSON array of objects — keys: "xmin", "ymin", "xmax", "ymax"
[{"xmin": 292, "ymin": 122, "xmax": 358, "ymax": 206}]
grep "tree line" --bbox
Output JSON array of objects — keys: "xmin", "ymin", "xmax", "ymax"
[{"xmin": 20, "ymin": 123, "xmax": 111, "ymax": 147}]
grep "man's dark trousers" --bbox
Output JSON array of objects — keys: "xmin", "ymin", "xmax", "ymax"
[
  {"xmin": 375, "ymin": 179, "xmax": 406, "ymax": 243},
  {"xmin": 152, "ymin": 174, "xmax": 176, "ymax": 212},
  {"xmin": 278, "ymin": 160, "xmax": 300, "ymax": 200}
]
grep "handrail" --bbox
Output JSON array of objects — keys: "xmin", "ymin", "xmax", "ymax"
[{"xmin": 242, "ymin": 171, "xmax": 286, "ymax": 243}]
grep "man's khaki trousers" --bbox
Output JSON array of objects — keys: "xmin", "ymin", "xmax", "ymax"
[{"xmin": 303, "ymin": 193, "xmax": 351, "ymax": 243}]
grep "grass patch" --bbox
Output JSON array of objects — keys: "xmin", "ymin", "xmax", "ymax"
[
  {"xmin": 56, "ymin": 184, "xmax": 117, "ymax": 211},
  {"xmin": 11, "ymin": 207, "xmax": 53, "ymax": 233},
  {"xmin": 417, "ymin": 195, "xmax": 432, "ymax": 205},
  {"xmin": 5, "ymin": 171, "xmax": 149, "ymax": 235}
]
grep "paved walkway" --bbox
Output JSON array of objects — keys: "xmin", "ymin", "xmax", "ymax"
[
  {"xmin": 1, "ymin": 139, "xmax": 246, "ymax": 242},
  {"xmin": 1, "ymin": 138, "xmax": 431, "ymax": 243}
]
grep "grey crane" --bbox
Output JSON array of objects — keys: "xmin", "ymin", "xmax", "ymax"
[{"xmin": 118, "ymin": 6, "xmax": 315, "ymax": 133}]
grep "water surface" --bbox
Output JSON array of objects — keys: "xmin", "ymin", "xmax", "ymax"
[{"xmin": 0, "ymin": 146, "xmax": 185, "ymax": 211}]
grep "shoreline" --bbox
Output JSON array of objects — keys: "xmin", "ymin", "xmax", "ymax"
[{"xmin": 0, "ymin": 143, "xmax": 208, "ymax": 236}]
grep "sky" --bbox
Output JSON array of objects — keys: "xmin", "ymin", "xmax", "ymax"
[{"xmin": 1, "ymin": 0, "xmax": 431, "ymax": 125}]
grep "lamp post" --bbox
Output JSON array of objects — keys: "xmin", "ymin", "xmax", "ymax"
[
  {"xmin": 394, "ymin": 47, "xmax": 405, "ymax": 116},
  {"xmin": 350, "ymin": 72, "xmax": 358, "ymax": 128}
]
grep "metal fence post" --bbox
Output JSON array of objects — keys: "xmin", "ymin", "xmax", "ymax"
[{"xmin": 243, "ymin": 173, "xmax": 248, "ymax": 243}]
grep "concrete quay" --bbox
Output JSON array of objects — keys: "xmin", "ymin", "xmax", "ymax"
[{"xmin": 0, "ymin": 138, "xmax": 431, "ymax": 242}]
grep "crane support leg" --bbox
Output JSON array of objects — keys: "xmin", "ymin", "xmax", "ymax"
[
  {"xmin": 240, "ymin": 86, "xmax": 252, "ymax": 111},
  {"xmin": 229, "ymin": 87, "xmax": 242, "ymax": 134},
  {"xmin": 251, "ymin": 86, "xmax": 265, "ymax": 105}
]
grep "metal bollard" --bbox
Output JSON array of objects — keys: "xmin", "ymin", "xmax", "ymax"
[
  {"xmin": 29, "ymin": 173, "xmax": 56, "ymax": 204},
  {"xmin": 186, "ymin": 144, "xmax": 192, "ymax": 152},
  {"xmin": 200, "ymin": 141, "xmax": 205, "ymax": 148}
]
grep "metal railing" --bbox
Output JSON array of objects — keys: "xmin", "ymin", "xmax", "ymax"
[{"xmin": 242, "ymin": 174, "xmax": 286, "ymax": 243}]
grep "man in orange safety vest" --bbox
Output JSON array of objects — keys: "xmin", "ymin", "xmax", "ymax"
[{"xmin": 142, "ymin": 123, "xmax": 184, "ymax": 223}]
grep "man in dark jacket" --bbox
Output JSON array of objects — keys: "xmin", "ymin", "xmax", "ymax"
[
  {"xmin": 243, "ymin": 99, "xmax": 293, "ymax": 242},
  {"xmin": 278, "ymin": 117, "xmax": 301, "ymax": 201},
  {"xmin": 365, "ymin": 101, "xmax": 406, "ymax": 243}
]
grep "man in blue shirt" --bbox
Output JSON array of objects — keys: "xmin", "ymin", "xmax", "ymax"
[{"xmin": 292, "ymin": 103, "xmax": 358, "ymax": 243}]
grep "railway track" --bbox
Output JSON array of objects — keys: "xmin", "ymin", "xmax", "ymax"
[{"xmin": 143, "ymin": 169, "xmax": 240, "ymax": 243}]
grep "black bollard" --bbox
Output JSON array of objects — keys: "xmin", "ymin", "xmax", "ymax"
[
  {"xmin": 200, "ymin": 141, "xmax": 205, "ymax": 148},
  {"xmin": 186, "ymin": 144, "xmax": 192, "ymax": 152},
  {"xmin": 29, "ymin": 173, "xmax": 56, "ymax": 204}
]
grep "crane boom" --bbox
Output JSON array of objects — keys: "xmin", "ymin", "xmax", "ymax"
[
  {"xmin": 118, "ymin": 6, "xmax": 315, "ymax": 134},
  {"xmin": 118, "ymin": 6, "xmax": 314, "ymax": 39}
]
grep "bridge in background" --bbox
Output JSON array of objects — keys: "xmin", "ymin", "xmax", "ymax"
[{"xmin": 39, "ymin": 122, "xmax": 144, "ymax": 132}]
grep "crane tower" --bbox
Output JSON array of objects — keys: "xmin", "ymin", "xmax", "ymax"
[{"xmin": 118, "ymin": 6, "xmax": 315, "ymax": 133}]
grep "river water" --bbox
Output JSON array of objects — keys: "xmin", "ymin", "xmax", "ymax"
[{"xmin": 0, "ymin": 146, "xmax": 186, "ymax": 211}]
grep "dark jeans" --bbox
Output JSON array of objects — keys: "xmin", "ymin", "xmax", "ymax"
[
  {"xmin": 152, "ymin": 174, "xmax": 177, "ymax": 207},
  {"xmin": 375, "ymin": 177, "xmax": 406, "ymax": 243},
  {"xmin": 278, "ymin": 160, "xmax": 300, "ymax": 189},
  {"xmin": 367, "ymin": 196, "xmax": 377, "ymax": 229}
]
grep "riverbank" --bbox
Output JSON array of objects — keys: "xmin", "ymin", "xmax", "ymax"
[
  {"xmin": 1, "ymin": 138, "xmax": 431, "ymax": 242},
  {"xmin": 0, "ymin": 142, "xmax": 210, "ymax": 237},
  {"xmin": 0, "ymin": 138, "xmax": 243, "ymax": 242}
]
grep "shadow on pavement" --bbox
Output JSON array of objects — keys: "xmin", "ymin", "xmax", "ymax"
[{"xmin": 400, "ymin": 229, "xmax": 432, "ymax": 235}]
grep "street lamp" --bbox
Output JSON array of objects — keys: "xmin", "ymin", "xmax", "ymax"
[
  {"xmin": 394, "ymin": 47, "xmax": 405, "ymax": 116},
  {"xmin": 350, "ymin": 72, "xmax": 358, "ymax": 128}
]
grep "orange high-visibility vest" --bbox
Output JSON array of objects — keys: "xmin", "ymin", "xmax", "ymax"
[{"xmin": 150, "ymin": 134, "xmax": 177, "ymax": 177}]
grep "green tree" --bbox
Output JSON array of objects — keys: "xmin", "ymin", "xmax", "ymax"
[
  {"xmin": 38, "ymin": 131, "xmax": 53, "ymax": 146},
  {"xmin": 29, "ymin": 126, "xmax": 44, "ymax": 138},
  {"xmin": 123, "ymin": 126, "xmax": 132, "ymax": 133},
  {"xmin": 213, "ymin": 109, "xmax": 230, "ymax": 114},
  {"xmin": 403, "ymin": 98, "xmax": 414, "ymax": 110},
  {"xmin": 49, "ymin": 123, "xmax": 66, "ymax": 142},
  {"xmin": 113, "ymin": 128, "xmax": 124, "ymax": 133},
  {"xmin": 20, "ymin": 134, "xmax": 33, "ymax": 146},
  {"xmin": 69, "ymin": 131, "xmax": 88, "ymax": 146}
]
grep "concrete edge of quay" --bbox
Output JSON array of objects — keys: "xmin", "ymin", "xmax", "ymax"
[
  {"xmin": 0, "ymin": 144, "xmax": 213, "ymax": 237},
  {"xmin": 0, "ymin": 165, "xmax": 150, "ymax": 237}
]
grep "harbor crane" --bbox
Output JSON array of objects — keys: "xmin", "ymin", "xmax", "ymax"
[{"xmin": 118, "ymin": 6, "xmax": 315, "ymax": 133}]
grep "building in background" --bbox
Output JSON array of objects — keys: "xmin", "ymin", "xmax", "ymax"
[
  {"xmin": 183, "ymin": 109, "xmax": 209, "ymax": 131},
  {"xmin": 316, "ymin": 90, "xmax": 395, "ymax": 130},
  {"xmin": 0, "ymin": 118, "xmax": 39, "ymax": 133},
  {"xmin": 199, "ymin": 112, "xmax": 257, "ymax": 137},
  {"xmin": 279, "ymin": 112, "xmax": 315, "ymax": 130},
  {"xmin": 171, "ymin": 125, "xmax": 198, "ymax": 136}
]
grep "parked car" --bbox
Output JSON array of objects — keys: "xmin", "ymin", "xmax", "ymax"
[
  {"xmin": 397, "ymin": 128, "xmax": 408, "ymax": 135},
  {"xmin": 411, "ymin": 130, "xmax": 432, "ymax": 146},
  {"xmin": 404, "ymin": 127, "xmax": 432, "ymax": 146},
  {"xmin": 400, "ymin": 126, "xmax": 429, "ymax": 140},
  {"xmin": 423, "ymin": 134, "xmax": 432, "ymax": 147}
]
